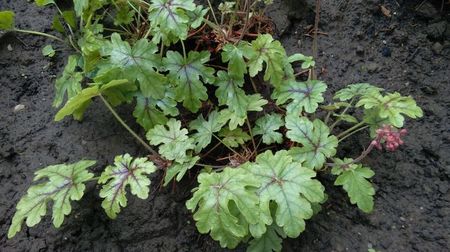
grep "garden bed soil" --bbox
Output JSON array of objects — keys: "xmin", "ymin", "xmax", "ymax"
[{"xmin": 1, "ymin": 0, "xmax": 449, "ymax": 251}]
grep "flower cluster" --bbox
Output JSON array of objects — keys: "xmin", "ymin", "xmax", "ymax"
[{"xmin": 371, "ymin": 125, "xmax": 407, "ymax": 151}]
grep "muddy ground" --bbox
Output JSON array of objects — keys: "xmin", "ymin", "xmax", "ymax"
[{"xmin": 0, "ymin": 0, "xmax": 449, "ymax": 251}]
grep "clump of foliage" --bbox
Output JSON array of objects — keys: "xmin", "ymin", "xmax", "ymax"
[{"xmin": 1, "ymin": 0, "xmax": 422, "ymax": 251}]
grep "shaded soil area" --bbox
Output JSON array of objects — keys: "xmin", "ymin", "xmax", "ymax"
[{"xmin": 1, "ymin": 0, "xmax": 449, "ymax": 251}]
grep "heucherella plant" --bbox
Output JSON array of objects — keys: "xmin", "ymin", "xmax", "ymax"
[{"xmin": 2, "ymin": 0, "xmax": 423, "ymax": 251}]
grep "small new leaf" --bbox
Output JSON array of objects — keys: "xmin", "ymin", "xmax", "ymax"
[
  {"xmin": 99, "ymin": 154, "xmax": 157, "ymax": 219},
  {"xmin": 186, "ymin": 168, "xmax": 260, "ymax": 248},
  {"xmin": 332, "ymin": 159, "xmax": 375, "ymax": 213},
  {"xmin": 146, "ymin": 118, "xmax": 195, "ymax": 162},
  {"xmin": 247, "ymin": 224, "xmax": 285, "ymax": 252},
  {"xmin": 285, "ymin": 116, "xmax": 338, "ymax": 169},
  {"xmin": 272, "ymin": 80, "xmax": 327, "ymax": 115},
  {"xmin": 253, "ymin": 114, "xmax": 284, "ymax": 144},
  {"xmin": 8, "ymin": 160, "xmax": 96, "ymax": 238}
]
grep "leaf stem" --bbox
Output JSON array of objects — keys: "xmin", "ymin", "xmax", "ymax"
[
  {"xmin": 99, "ymin": 94, "xmax": 158, "ymax": 156},
  {"xmin": 246, "ymin": 118, "xmax": 257, "ymax": 152},
  {"xmin": 336, "ymin": 121, "xmax": 366, "ymax": 139},
  {"xmin": 14, "ymin": 29, "xmax": 65, "ymax": 43},
  {"xmin": 213, "ymin": 134, "xmax": 245, "ymax": 159},
  {"xmin": 330, "ymin": 97, "xmax": 355, "ymax": 131},
  {"xmin": 180, "ymin": 40, "xmax": 187, "ymax": 60},
  {"xmin": 206, "ymin": 0, "xmax": 220, "ymax": 26},
  {"xmin": 338, "ymin": 125, "xmax": 369, "ymax": 143}
]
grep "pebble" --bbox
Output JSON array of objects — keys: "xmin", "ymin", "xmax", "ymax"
[
  {"xmin": 431, "ymin": 42, "xmax": 443, "ymax": 54},
  {"xmin": 13, "ymin": 104, "xmax": 25, "ymax": 113},
  {"xmin": 381, "ymin": 46, "xmax": 391, "ymax": 57},
  {"xmin": 7, "ymin": 44, "xmax": 13, "ymax": 51}
]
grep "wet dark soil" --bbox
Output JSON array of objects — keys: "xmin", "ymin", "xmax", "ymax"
[{"xmin": 1, "ymin": 0, "xmax": 449, "ymax": 251}]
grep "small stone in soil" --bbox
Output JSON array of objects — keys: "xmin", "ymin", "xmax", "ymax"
[
  {"xmin": 381, "ymin": 46, "xmax": 391, "ymax": 57},
  {"xmin": 13, "ymin": 104, "xmax": 25, "ymax": 112},
  {"xmin": 7, "ymin": 44, "xmax": 13, "ymax": 51},
  {"xmin": 431, "ymin": 42, "xmax": 443, "ymax": 54}
]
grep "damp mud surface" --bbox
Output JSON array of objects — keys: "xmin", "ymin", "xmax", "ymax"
[{"xmin": 1, "ymin": 0, "xmax": 449, "ymax": 251}]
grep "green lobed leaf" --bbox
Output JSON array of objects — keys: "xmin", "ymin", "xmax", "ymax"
[
  {"xmin": 214, "ymin": 70, "xmax": 248, "ymax": 117},
  {"xmin": 219, "ymin": 128, "xmax": 251, "ymax": 148},
  {"xmin": 101, "ymin": 33, "xmax": 164, "ymax": 99},
  {"xmin": 243, "ymin": 150, "xmax": 325, "ymax": 238},
  {"xmin": 0, "ymin": 11, "xmax": 15, "ymax": 30},
  {"xmin": 287, "ymin": 53, "xmax": 315, "ymax": 69},
  {"xmin": 99, "ymin": 154, "xmax": 157, "ymax": 219},
  {"xmin": 148, "ymin": 0, "xmax": 197, "ymax": 43},
  {"xmin": 8, "ymin": 160, "xmax": 96, "ymax": 238},
  {"xmin": 247, "ymin": 34, "xmax": 286, "ymax": 86},
  {"xmin": 219, "ymin": 94, "xmax": 267, "ymax": 130},
  {"xmin": 272, "ymin": 80, "xmax": 327, "ymax": 115},
  {"xmin": 146, "ymin": 118, "xmax": 195, "ymax": 162},
  {"xmin": 285, "ymin": 116, "xmax": 338, "ymax": 170},
  {"xmin": 163, "ymin": 50, "xmax": 215, "ymax": 112},
  {"xmin": 53, "ymin": 55, "xmax": 82, "ymax": 107},
  {"xmin": 164, "ymin": 155, "xmax": 200, "ymax": 186},
  {"xmin": 221, "ymin": 42, "xmax": 251, "ymax": 79},
  {"xmin": 253, "ymin": 113, "xmax": 285, "ymax": 145},
  {"xmin": 189, "ymin": 110, "xmax": 227, "ymax": 153},
  {"xmin": 247, "ymin": 224, "xmax": 286, "ymax": 252},
  {"xmin": 73, "ymin": 0, "xmax": 89, "ymax": 17},
  {"xmin": 186, "ymin": 168, "xmax": 260, "ymax": 248},
  {"xmin": 332, "ymin": 158, "xmax": 375, "ymax": 213},
  {"xmin": 334, "ymin": 83, "xmax": 383, "ymax": 101},
  {"xmin": 356, "ymin": 91, "xmax": 423, "ymax": 127},
  {"xmin": 133, "ymin": 94, "xmax": 168, "ymax": 131}
]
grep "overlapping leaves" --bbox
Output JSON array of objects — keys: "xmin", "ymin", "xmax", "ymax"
[
  {"xmin": 8, "ymin": 160, "xmax": 96, "ymax": 238},
  {"xmin": 285, "ymin": 116, "xmax": 338, "ymax": 169},
  {"xmin": 253, "ymin": 113, "xmax": 284, "ymax": 144},
  {"xmin": 357, "ymin": 91, "xmax": 423, "ymax": 127},
  {"xmin": 99, "ymin": 154, "xmax": 156, "ymax": 218}
]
